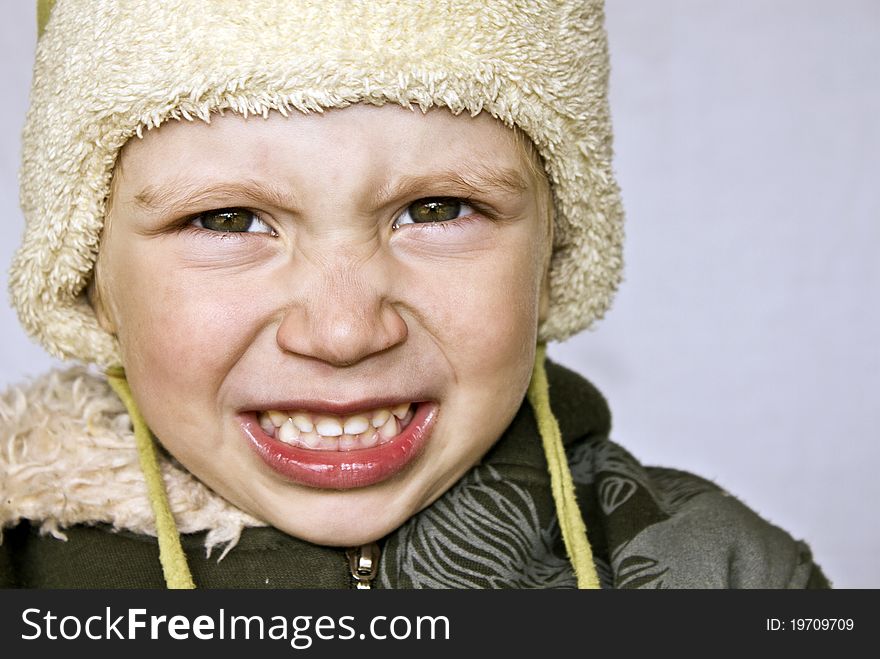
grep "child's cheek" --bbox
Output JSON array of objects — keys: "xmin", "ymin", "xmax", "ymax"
[
  {"xmin": 112, "ymin": 261, "xmax": 264, "ymax": 420},
  {"xmin": 395, "ymin": 233, "xmax": 542, "ymax": 382}
]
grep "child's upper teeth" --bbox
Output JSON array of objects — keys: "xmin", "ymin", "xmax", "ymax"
[
  {"xmin": 371, "ymin": 409, "xmax": 391, "ymax": 428},
  {"xmin": 268, "ymin": 410, "xmax": 288, "ymax": 427},
  {"xmin": 291, "ymin": 413, "xmax": 313, "ymax": 433},
  {"xmin": 343, "ymin": 415, "xmax": 370, "ymax": 435},
  {"xmin": 315, "ymin": 416, "xmax": 344, "ymax": 437},
  {"xmin": 258, "ymin": 403, "xmax": 413, "ymax": 448}
]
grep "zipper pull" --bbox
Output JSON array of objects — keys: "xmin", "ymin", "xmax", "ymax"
[{"xmin": 346, "ymin": 542, "xmax": 381, "ymax": 589}]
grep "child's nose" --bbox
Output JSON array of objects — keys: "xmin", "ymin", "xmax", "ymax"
[{"xmin": 274, "ymin": 265, "xmax": 408, "ymax": 367}]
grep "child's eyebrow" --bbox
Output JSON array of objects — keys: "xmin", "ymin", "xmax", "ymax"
[
  {"xmin": 129, "ymin": 165, "xmax": 531, "ymax": 217},
  {"xmin": 371, "ymin": 164, "xmax": 532, "ymax": 207},
  {"xmin": 131, "ymin": 178, "xmax": 297, "ymax": 216}
]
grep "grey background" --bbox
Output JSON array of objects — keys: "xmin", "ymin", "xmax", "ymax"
[{"xmin": 2, "ymin": 1, "xmax": 877, "ymax": 587}]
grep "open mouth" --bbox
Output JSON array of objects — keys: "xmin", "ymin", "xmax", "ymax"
[{"xmin": 240, "ymin": 401, "xmax": 437, "ymax": 489}]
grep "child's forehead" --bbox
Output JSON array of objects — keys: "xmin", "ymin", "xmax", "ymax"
[{"xmin": 115, "ymin": 104, "xmax": 543, "ymax": 193}]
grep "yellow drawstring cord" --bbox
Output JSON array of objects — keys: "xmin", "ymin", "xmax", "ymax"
[
  {"xmin": 105, "ymin": 345, "xmax": 597, "ymax": 589},
  {"xmin": 527, "ymin": 344, "xmax": 601, "ymax": 589},
  {"xmin": 37, "ymin": 0, "xmax": 55, "ymax": 38},
  {"xmin": 106, "ymin": 368, "xmax": 195, "ymax": 589}
]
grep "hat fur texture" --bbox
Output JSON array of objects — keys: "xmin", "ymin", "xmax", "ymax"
[{"xmin": 12, "ymin": 0, "xmax": 624, "ymax": 367}]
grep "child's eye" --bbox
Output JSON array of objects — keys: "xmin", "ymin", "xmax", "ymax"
[
  {"xmin": 191, "ymin": 208, "xmax": 275, "ymax": 234},
  {"xmin": 393, "ymin": 198, "xmax": 474, "ymax": 228}
]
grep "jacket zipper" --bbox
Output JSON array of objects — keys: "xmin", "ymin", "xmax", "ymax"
[{"xmin": 346, "ymin": 542, "xmax": 381, "ymax": 589}]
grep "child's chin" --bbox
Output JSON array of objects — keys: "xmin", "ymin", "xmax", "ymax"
[{"xmin": 269, "ymin": 509, "xmax": 406, "ymax": 548}]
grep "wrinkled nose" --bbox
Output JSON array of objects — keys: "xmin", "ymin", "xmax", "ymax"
[{"xmin": 275, "ymin": 262, "xmax": 408, "ymax": 367}]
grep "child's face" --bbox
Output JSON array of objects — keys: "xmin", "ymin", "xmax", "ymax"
[{"xmin": 94, "ymin": 104, "xmax": 551, "ymax": 545}]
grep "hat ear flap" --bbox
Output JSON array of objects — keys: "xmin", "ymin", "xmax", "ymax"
[{"xmin": 37, "ymin": 0, "xmax": 56, "ymax": 38}]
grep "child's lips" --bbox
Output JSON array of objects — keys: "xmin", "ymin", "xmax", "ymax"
[{"xmin": 239, "ymin": 401, "xmax": 438, "ymax": 489}]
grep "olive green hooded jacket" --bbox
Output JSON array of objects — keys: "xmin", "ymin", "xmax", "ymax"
[{"xmin": 0, "ymin": 361, "xmax": 828, "ymax": 588}]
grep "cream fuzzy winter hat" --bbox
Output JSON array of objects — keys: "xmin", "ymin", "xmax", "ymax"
[{"xmin": 12, "ymin": 0, "xmax": 624, "ymax": 367}]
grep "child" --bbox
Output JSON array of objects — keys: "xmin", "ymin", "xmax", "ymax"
[{"xmin": 0, "ymin": 0, "xmax": 827, "ymax": 588}]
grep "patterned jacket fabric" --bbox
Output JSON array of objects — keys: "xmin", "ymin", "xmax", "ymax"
[{"xmin": 0, "ymin": 361, "xmax": 828, "ymax": 588}]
